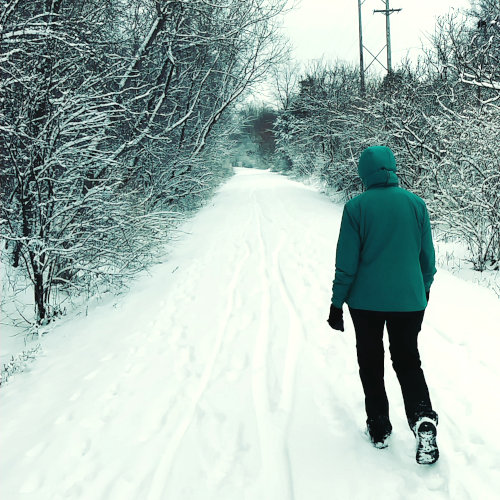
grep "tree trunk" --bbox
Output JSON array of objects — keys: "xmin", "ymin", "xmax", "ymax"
[{"xmin": 33, "ymin": 263, "xmax": 47, "ymax": 322}]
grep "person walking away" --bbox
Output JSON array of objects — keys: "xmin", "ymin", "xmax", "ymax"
[{"xmin": 327, "ymin": 145, "xmax": 439, "ymax": 465}]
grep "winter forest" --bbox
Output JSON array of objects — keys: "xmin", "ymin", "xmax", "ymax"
[
  {"xmin": 272, "ymin": 1, "xmax": 500, "ymax": 274},
  {"xmin": 1, "ymin": 0, "xmax": 288, "ymax": 326},
  {"xmin": 1, "ymin": 0, "xmax": 500, "ymax": 499}
]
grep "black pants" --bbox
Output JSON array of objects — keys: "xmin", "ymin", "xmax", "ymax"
[{"xmin": 349, "ymin": 307, "xmax": 437, "ymax": 429}]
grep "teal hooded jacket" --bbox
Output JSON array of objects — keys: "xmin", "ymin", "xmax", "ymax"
[{"xmin": 331, "ymin": 146, "xmax": 436, "ymax": 311}]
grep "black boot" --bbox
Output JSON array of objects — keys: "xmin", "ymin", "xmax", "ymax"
[{"xmin": 366, "ymin": 415, "xmax": 392, "ymax": 449}]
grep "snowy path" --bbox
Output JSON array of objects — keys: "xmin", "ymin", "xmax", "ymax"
[{"xmin": 1, "ymin": 168, "xmax": 500, "ymax": 500}]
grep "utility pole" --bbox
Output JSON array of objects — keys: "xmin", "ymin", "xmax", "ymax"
[
  {"xmin": 385, "ymin": 0, "xmax": 392, "ymax": 72},
  {"xmin": 374, "ymin": 0, "xmax": 402, "ymax": 75},
  {"xmin": 358, "ymin": 0, "xmax": 365, "ymax": 95},
  {"xmin": 358, "ymin": 0, "xmax": 401, "ymax": 93}
]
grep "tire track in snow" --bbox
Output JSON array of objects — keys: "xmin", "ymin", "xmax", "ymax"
[
  {"xmin": 273, "ymin": 233, "xmax": 305, "ymax": 414},
  {"xmin": 251, "ymin": 197, "xmax": 295, "ymax": 500},
  {"xmin": 146, "ymin": 227, "xmax": 252, "ymax": 500},
  {"xmin": 271, "ymin": 231, "xmax": 307, "ymax": 500}
]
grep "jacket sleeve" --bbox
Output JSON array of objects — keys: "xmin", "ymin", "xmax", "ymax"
[
  {"xmin": 420, "ymin": 204, "xmax": 437, "ymax": 292},
  {"xmin": 331, "ymin": 204, "xmax": 361, "ymax": 308}
]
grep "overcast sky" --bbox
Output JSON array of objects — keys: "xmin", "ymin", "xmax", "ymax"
[{"xmin": 281, "ymin": 0, "xmax": 472, "ymax": 72}]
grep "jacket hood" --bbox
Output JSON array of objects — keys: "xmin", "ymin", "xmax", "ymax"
[{"xmin": 358, "ymin": 146, "xmax": 399, "ymax": 188}]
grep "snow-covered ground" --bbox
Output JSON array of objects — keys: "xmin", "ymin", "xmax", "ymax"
[{"xmin": 1, "ymin": 168, "xmax": 500, "ymax": 499}]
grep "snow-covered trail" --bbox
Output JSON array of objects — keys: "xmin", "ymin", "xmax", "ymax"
[{"xmin": 1, "ymin": 168, "xmax": 500, "ymax": 500}]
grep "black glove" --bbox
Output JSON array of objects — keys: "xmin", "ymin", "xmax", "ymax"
[{"xmin": 327, "ymin": 303, "xmax": 344, "ymax": 332}]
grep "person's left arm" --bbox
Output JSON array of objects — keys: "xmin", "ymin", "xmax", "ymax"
[{"xmin": 331, "ymin": 203, "xmax": 361, "ymax": 309}]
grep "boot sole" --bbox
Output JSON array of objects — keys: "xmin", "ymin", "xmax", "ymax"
[{"xmin": 416, "ymin": 421, "xmax": 439, "ymax": 465}]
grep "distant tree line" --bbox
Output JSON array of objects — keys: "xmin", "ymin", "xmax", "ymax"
[
  {"xmin": 230, "ymin": 105, "xmax": 279, "ymax": 169},
  {"xmin": 273, "ymin": 0, "xmax": 500, "ymax": 271},
  {"xmin": 0, "ymin": 0, "xmax": 287, "ymax": 324}
]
